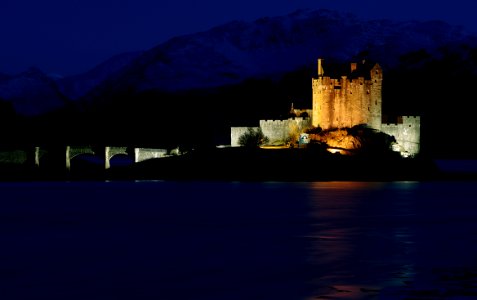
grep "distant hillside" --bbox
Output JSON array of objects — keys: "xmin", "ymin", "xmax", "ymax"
[
  {"xmin": 1, "ymin": 8, "xmax": 477, "ymax": 157},
  {"xmin": 56, "ymin": 51, "xmax": 143, "ymax": 100},
  {"xmin": 77, "ymin": 9, "xmax": 475, "ymax": 99},
  {"xmin": 0, "ymin": 68, "xmax": 68, "ymax": 116}
]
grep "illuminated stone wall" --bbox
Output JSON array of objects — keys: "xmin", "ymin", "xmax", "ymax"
[
  {"xmin": 230, "ymin": 118, "xmax": 312, "ymax": 146},
  {"xmin": 134, "ymin": 148, "xmax": 168, "ymax": 162},
  {"xmin": 260, "ymin": 118, "xmax": 312, "ymax": 145},
  {"xmin": 259, "ymin": 120, "xmax": 290, "ymax": 144},
  {"xmin": 312, "ymin": 62, "xmax": 382, "ymax": 130},
  {"xmin": 230, "ymin": 59, "xmax": 420, "ymax": 155},
  {"xmin": 230, "ymin": 127, "xmax": 260, "ymax": 147},
  {"xmin": 381, "ymin": 116, "xmax": 421, "ymax": 156},
  {"xmin": 310, "ymin": 59, "xmax": 421, "ymax": 156}
]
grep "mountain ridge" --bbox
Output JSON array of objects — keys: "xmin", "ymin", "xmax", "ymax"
[
  {"xmin": 2, "ymin": 8, "xmax": 477, "ymax": 157},
  {"xmin": 2, "ymin": 8, "xmax": 475, "ymax": 115},
  {"xmin": 64, "ymin": 8, "xmax": 476, "ymax": 117}
]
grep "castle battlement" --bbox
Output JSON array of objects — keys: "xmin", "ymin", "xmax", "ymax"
[
  {"xmin": 257, "ymin": 117, "xmax": 312, "ymax": 145},
  {"xmin": 381, "ymin": 115, "xmax": 421, "ymax": 156},
  {"xmin": 381, "ymin": 123, "xmax": 399, "ymax": 128},
  {"xmin": 382, "ymin": 116, "xmax": 421, "ymax": 126},
  {"xmin": 260, "ymin": 119, "xmax": 289, "ymax": 125},
  {"xmin": 402, "ymin": 116, "xmax": 421, "ymax": 122},
  {"xmin": 314, "ymin": 75, "xmax": 374, "ymax": 90}
]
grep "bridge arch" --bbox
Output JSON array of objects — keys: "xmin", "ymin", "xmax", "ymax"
[
  {"xmin": 105, "ymin": 147, "xmax": 130, "ymax": 169},
  {"xmin": 66, "ymin": 146, "xmax": 96, "ymax": 170},
  {"xmin": 3, "ymin": 146, "xmax": 173, "ymax": 171}
]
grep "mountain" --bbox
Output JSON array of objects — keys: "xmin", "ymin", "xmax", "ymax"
[
  {"xmin": 2, "ymin": 8, "xmax": 477, "ymax": 157},
  {"xmin": 56, "ymin": 51, "xmax": 143, "ymax": 100},
  {"xmin": 0, "ymin": 67, "xmax": 69, "ymax": 116},
  {"xmin": 71, "ymin": 9, "xmax": 477, "ymax": 154},
  {"xmin": 78, "ymin": 9, "xmax": 475, "ymax": 97}
]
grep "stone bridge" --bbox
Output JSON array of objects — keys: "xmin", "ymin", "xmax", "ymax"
[{"xmin": 1, "ymin": 146, "xmax": 173, "ymax": 170}]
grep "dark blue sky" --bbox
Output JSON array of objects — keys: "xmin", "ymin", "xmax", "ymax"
[{"xmin": 1, "ymin": 0, "xmax": 476, "ymax": 77}]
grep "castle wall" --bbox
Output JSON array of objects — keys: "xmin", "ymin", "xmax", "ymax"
[
  {"xmin": 231, "ymin": 118, "xmax": 312, "ymax": 147},
  {"xmin": 230, "ymin": 127, "xmax": 260, "ymax": 147},
  {"xmin": 260, "ymin": 118, "xmax": 312, "ymax": 145},
  {"xmin": 260, "ymin": 120, "xmax": 290, "ymax": 144},
  {"xmin": 293, "ymin": 117, "xmax": 313, "ymax": 134},
  {"xmin": 369, "ymin": 65, "xmax": 383, "ymax": 129},
  {"xmin": 381, "ymin": 116, "xmax": 421, "ymax": 156}
]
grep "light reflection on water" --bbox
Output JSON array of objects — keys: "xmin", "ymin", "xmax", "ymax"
[
  {"xmin": 0, "ymin": 180, "xmax": 477, "ymax": 299},
  {"xmin": 304, "ymin": 182, "xmax": 420, "ymax": 298},
  {"xmin": 305, "ymin": 181, "xmax": 477, "ymax": 299}
]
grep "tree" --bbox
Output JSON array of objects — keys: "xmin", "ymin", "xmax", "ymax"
[{"xmin": 238, "ymin": 128, "xmax": 269, "ymax": 148}]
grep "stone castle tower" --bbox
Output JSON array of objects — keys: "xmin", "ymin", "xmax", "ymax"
[
  {"xmin": 231, "ymin": 57, "xmax": 420, "ymax": 157},
  {"xmin": 312, "ymin": 58, "xmax": 383, "ymax": 130}
]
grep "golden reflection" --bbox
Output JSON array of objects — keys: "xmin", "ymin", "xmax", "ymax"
[
  {"xmin": 310, "ymin": 181, "xmax": 386, "ymax": 191},
  {"xmin": 305, "ymin": 181, "xmax": 417, "ymax": 298},
  {"xmin": 327, "ymin": 147, "xmax": 345, "ymax": 154}
]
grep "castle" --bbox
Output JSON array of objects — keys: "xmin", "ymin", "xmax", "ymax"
[
  {"xmin": 312, "ymin": 59, "xmax": 382, "ymax": 130},
  {"xmin": 231, "ymin": 58, "xmax": 420, "ymax": 157}
]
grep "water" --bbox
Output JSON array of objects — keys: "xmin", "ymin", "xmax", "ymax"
[{"xmin": 0, "ymin": 180, "xmax": 477, "ymax": 299}]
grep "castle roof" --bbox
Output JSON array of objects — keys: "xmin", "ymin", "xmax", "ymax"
[{"xmin": 319, "ymin": 59, "xmax": 380, "ymax": 80}]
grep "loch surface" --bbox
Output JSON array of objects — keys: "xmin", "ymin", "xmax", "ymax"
[{"xmin": 0, "ymin": 180, "xmax": 477, "ymax": 299}]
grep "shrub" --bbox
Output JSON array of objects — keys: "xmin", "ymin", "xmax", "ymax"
[{"xmin": 238, "ymin": 128, "xmax": 269, "ymax": 148}]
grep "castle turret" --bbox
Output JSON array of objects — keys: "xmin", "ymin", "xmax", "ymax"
[
  {"xmin": 368, "ymin": 63, "xmax": 383, "ymax": 130},
  {"xmin": 317, "ymin": 58, "xmax": 324, "ymax": 77}
]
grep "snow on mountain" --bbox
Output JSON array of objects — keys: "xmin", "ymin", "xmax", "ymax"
[
  {"xmin": 78, "ymin": 8, "xmax": 474, "ymax": 99},
  {"xmin": 0, "ymin": 67, "xmax": 68, "ymax": 116},
  {"xmin": 56, "ymin": 51, "xmax": 143, "ymax": 100},
  {"xmin": 1, "ymin": 8, "xmax": 476, "ymax": 117}
]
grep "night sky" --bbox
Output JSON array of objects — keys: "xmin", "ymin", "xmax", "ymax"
[{"xmin": 1, "ymin": 0, "xmax": 476, "ymax": 77}]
